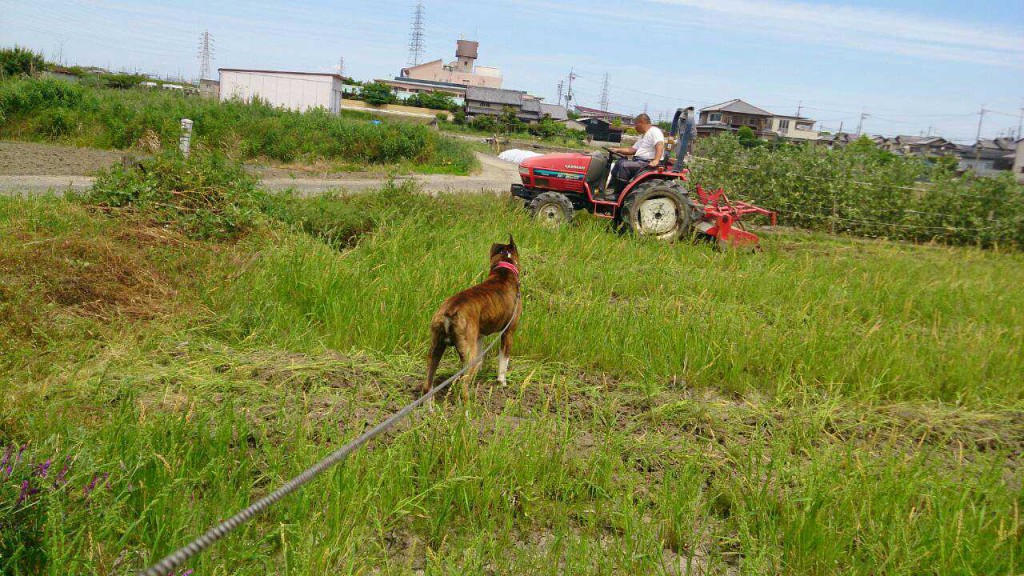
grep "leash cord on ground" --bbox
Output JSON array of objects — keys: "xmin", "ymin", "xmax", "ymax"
[{"xmin": 139, "ymin": 291, "xmax": 521, "ymax": 576}]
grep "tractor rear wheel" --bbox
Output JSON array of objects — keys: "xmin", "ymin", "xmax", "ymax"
[
  {"xmin": 622, "ymin": 180, "xmax": 693, "ymax": 240},
  {"xmin": 530, "ymin": 192, "xmax": 575, "ymax": 228}
]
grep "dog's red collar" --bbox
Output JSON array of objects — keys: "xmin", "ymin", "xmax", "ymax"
[{"xmin": 494, "ymin": 261, "xmax": 519, "ymax": 277}]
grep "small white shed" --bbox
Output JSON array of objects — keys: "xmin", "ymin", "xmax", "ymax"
[{"xmin": 218, "ymin": 68, "xmax": 345, "ymax": 113}]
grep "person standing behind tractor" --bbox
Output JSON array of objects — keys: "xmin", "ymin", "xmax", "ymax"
[
  {"xmin": 606, "ymin": 113, "xmax": 664, "ymax": 198},
  {"xmin": 672, "ymin": 106, "xmax": 696, "ymax": 171}
]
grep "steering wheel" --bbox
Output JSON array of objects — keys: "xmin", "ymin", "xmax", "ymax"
[{"xmin": 604, "ymin": 147, "xmax": 627, "ymax": 158}]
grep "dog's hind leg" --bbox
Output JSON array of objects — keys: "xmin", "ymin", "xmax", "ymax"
[
  {"xmin": 498, "ymin": 311, "xmax": 518, "ymax": 386},
  {"xmin": 454, "ymin": 328, "xmax": 480, "ymax": 402},
  {"xmin": 498, "ymin": 331, "xmax": 513, "ymax": 386},
  {"xmin": 423, "ymin": 326, "xmax": 447, "ymax": 396}
]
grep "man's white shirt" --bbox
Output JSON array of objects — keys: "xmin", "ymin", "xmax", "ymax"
[{"xmin": 632, "ymin": 126, "xmax": 665, "ymax": 161}]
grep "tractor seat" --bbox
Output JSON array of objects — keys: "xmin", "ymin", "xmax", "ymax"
[{"xmin": 585, "ymin": 154, "xmax": 609, "ymax": 190}]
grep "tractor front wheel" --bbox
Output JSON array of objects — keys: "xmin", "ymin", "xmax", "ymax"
[
  {"xmin": 622, "ymin": 180, "xmax": 693, "ymax": 241},
  {"xmin": 529, "ymin": 192, "xmax": 575, "ymax": 228}
]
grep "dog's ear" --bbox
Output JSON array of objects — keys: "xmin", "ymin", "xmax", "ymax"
[
  {"xmin": 508, "ymin": 234, "xmax": 516, "ymax": 250},
  {"xmin": 489, "ymin": 243, "xmax": 504, "ymax": 258}
]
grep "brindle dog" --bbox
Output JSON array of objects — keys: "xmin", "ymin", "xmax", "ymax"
[{"xmin": 424, "ymin": 235, "xmax": 522, "ymax": 400}]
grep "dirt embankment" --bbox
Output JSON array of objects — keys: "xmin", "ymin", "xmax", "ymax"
[{"xmin": 0, "ymin": 141, "xmax": 125, "ymax": 176}]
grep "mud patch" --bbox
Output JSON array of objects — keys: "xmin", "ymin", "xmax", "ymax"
[{"xmin": 0, "ymin": 140, "xmax": 124, "ymax": 176}]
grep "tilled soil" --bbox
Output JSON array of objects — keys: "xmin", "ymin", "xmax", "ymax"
[{"xmin": 0, "ymin": 140, "xmax": 124, "ymax": 176}]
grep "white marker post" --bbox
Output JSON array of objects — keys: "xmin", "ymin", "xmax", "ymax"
[{"xmin": 179, "ymin": 118, "xmax": 194, "ymax": 158}]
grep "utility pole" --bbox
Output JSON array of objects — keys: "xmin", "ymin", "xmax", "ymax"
[
  {"xmin": 643, "ymin": 102, "xmax": 648, "ymax": 115},
  {"xmin": 197, "ymin": 30, "xmax": 214, "ymax": 81},
  {"xmin": 565, "ymin": 68, "xmax": 576, "ymax": 109},
  {"xmin": 337, "ymin": 56, "xmax": 345, "ymax": 77},
  {"xmin": 796, "ymin": 100, "xmax": 803, "ymax": 117},
  {"xmin": 599, "ymin": 73, "xmax": 610, "ymax": 112},
  {"xmin": 407, "ymin": 1, "xmax": 426, "ymax": 66},
  {"xmin": 975, "ymin": 106, "xmax": 987, "ymax": 160},
  {"xmin": 856, "ymin": 111, "xmax": 869, "ymax": 136},
  {"xmin": 1017, "ymin": 100, "xmax": 1023, "ymax": 139},
  {"xmin": 927, "ymin": 125, "xmax": 933, "ymax": 137},
  {"xmin": 556, "ymin": 80, "xmax": 564, "ymax": 107}
]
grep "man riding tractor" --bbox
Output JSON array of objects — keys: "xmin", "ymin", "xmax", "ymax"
[
  {"xmin": 510, "ymin": 105, "xmax": 781, "ymax": 248},
  {"xmin": 604, "ymin": 113, "xmax": 665, "ymax": 199}
]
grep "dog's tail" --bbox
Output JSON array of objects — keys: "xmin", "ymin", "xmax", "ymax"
[{"xmin": 441, "ymin": 314, "xmax": 455, "ymax": 345}]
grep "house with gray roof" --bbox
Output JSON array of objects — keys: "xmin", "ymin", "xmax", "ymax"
[
  {"xmin": 540, "ymin": 103, "xmax": 568, "ymax": 121},
  {"xmin": 958, "ymin": 137, "xmax": 1017, "ymax": 177},
  {"xmin": 698, "ymin": 99, "xmax": 774, "ymax": 136},
  {"xmin": 465, "ymin": 86, "xmax": 544, "ymax": 123},
  {"xmin": 883, "ymin": 135, "xmax": 958, "ymax": 156}
]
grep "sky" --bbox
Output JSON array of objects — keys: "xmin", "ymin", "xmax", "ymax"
[{"xmin": 2, "ymin": 0, "xmax": 1023, "ymax": 142}]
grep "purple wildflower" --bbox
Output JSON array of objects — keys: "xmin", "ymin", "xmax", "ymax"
[
  {"xmin": 83, "ymin": 473, "xmax": 100, "ymax": 498},
  {"xmin": 181, "ymin": 570, "xmax": 194, "ymax": 576},
  {"xmin": 53, "ymin": 457, "xmax": 72, "ymax": 489},
  {"xmin": 4, "ymin": 445, "xmax": 24, "ymax": 478},
  {"xmin": 1, "ymin": 446, "xmax": 11, "ymax": 477},
  {"xmin": 35, "ymin": 459, "xmax": 52, "ymax": 478},
  {"xmin": 16, "ymin": 480, "xmax": 38, "ymax": 505}
]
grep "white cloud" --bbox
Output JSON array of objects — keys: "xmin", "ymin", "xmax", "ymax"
[
  {"xmin": 514, "ymin": 0, "xmax": 1024, "ymax": 68},
  {"xmin": 701, "ymin": 0, "xmax": 1024, "ymax": 68}
]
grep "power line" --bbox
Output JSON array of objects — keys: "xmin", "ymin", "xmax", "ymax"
[{"xmin": 407, "ymin": 1, "xmax": 426, "ymax": 66}]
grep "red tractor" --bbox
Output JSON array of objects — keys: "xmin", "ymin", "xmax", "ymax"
[{"xmin": 510, "ymin": 109, "xmax": 777, "ymax": 248}]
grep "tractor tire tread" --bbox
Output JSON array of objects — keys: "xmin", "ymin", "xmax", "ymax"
[
  {"xmin": 529, "ymin": 192, "xmax": 575, "ymax": 227},
  {"xmin": 622, "ymin": 179, "xmax": 694, "ymax": 241}
]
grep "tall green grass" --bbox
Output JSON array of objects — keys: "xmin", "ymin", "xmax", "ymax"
[
  {"xmin": 2, "ymin": 193, "xmax": 1021, "ymax": 575},
  {"xmin": 0, "ymin": 77, "xmax": 478, "ymax": 174},
  {"xmin": 220, "ymin": 190, "xmax": 1024, "ymax": 406}
]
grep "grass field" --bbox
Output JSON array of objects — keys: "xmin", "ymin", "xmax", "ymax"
[{"xmin": 2, "ymin": 189, "xmax": 1022, "ymax": 575}]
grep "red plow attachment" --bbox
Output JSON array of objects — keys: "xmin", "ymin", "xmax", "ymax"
[{"xmin": 692, "ymin": 185, "xmax": 778, "ymax": 249}]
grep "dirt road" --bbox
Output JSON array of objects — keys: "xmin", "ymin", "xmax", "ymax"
[{"xmin": 0, "ymin": 141, "xmax": 519, "ymax": 195}]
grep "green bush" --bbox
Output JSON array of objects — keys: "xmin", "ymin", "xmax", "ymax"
[
  {"xmin": 470, "ymin": 114, "xmax": 498, "ymax": 132},
  {"xmin": 737, "ymin": 125, "xmax": 762, "ymax": 148},
  {"xmin": 88, "ymin": 150, "xmax": 262, "ymax": 240},
  {"xmin": 0, "ymin": 46, "xmax": 45, "ymax": 78},
  {"xmin": 34, "ymin": 107, "xmax": 75, "ymax": 138},
  {"xmin": 360, "ymin": 82, "xmax": 396, "ymax": 106},
  {"xmin": 102, "ymin": 73, "xmax": 146, "ymax": 89},
  {"xmin": 403, "ymin": 91, "xmax": 459, "ymax": 112},
  {"xmin": 690, "ymin": 134, "xmax": 1024, "ymax": 248},
  {"xmin": 0, "ymin": 78, "xmax": 88, "ymax": 115}
]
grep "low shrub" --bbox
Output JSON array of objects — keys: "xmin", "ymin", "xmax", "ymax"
[{"xmin": 88, "ymin": 150, "xmax": 262, "ymax": 240}]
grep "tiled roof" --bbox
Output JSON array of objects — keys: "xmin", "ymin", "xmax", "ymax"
[{"xmin": 700, "ymin": 99, "xmax": 773, "ymax": 116}]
